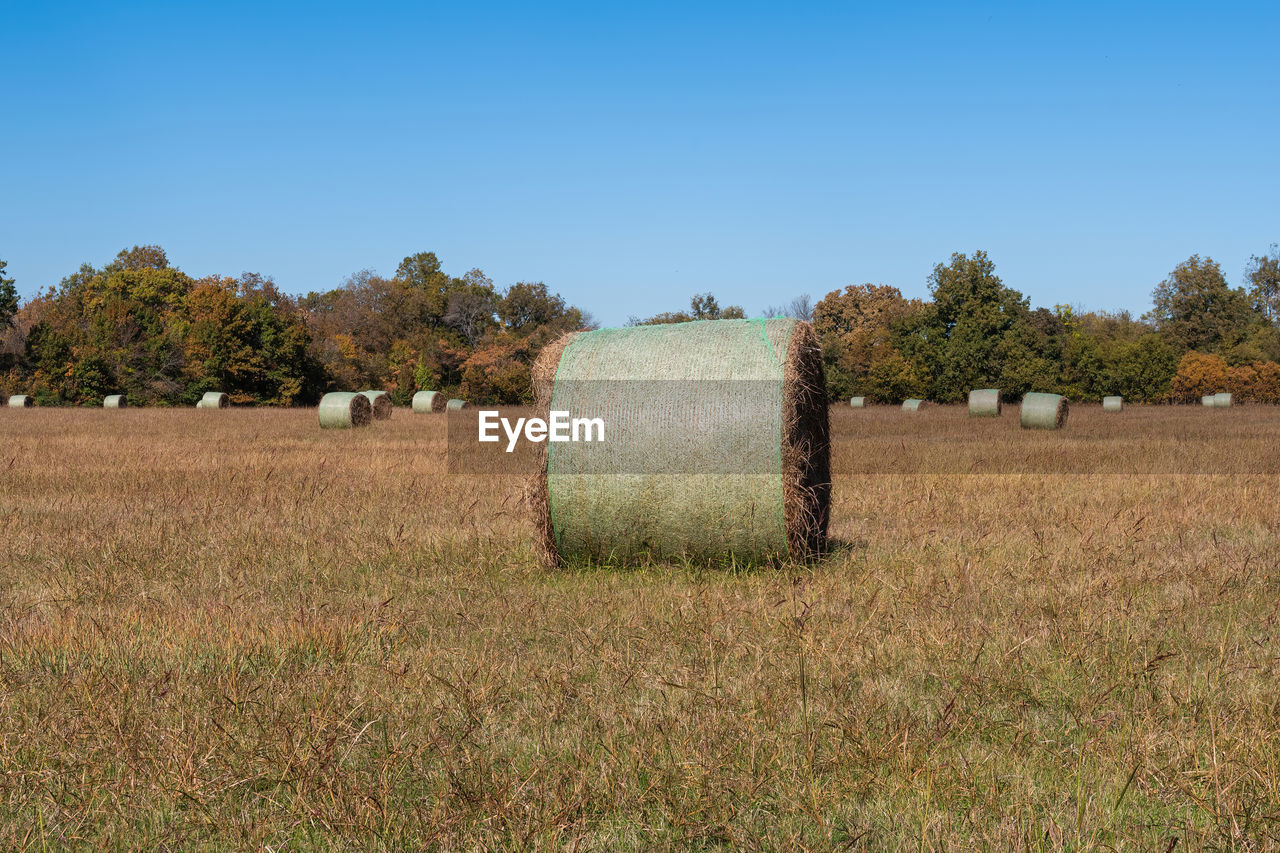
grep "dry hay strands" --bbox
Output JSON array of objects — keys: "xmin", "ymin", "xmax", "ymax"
[
  {"xmin": 902, "ymin": 398, "xmax": 927, "ymax": 412},
  {"xmin": 849, "ymin": 396, "xmax": 865, "ymax": 408},
  {"xmin": 1214, "ymin": 392, "xmax": 1233, "ymax": 408},
  {"xmin": 196, "ymin": 392, "xmax": 229, "ymax": 409},
  {"xmin": 318, "ymin": 392, "xmax": 373, "ymax": 429},
  {"xmin": 1102, "ymin": 395, "xmax": 1123, "ymax": 412},
  {"xmin": 1021, "ymin": 392, "xmax": 1068, "ymax": 429},
  {"xmin": 528, "ymin": 317, "xmax": 830, "ymax": 568},
  {"xmin": 103, "ymin": 395, "xmax": 126, "ymax": 409},
  {"xmin": 445, "ymin": 399, "xmax": 469, "ymax": 412},
  {"xmin": 412, "ymin": 390, "xmax": 446, "ymax": 413},
  {"xmin": 968, "ymin": 388, "xmax": 1002, "ymax": 417},
  {"xmin": 8, "ymin": 394, "xmax": 34, "ymax": 408},
  {"xmin": 360, "ymin": 390, "xmax": 393, "ymax": 420}
]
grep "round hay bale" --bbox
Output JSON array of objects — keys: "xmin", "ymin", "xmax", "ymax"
[
  {"xmin": 318, "ymin": 392, "xmax": 373, "ymax": 429},
  {"xmin": 445, "ymin": 399, "xmax": 469, "ymax": 411},
  {"xmin": 412, "ymin": 390, "xmax": 446, "ymax": 413},
  {"xmin": 529, "ymin": 318, "xmax": 829, "ymax": 566},
  {"xmin": 1214, "ymin": 392, "xmax": 1232, "ymax": 408},
  {"xmin": 1201, "ymin": 395, "xmax": 1215, "ymax": 407},
  {"xmin": 1102, "ymin": 395, "xmax": 1123, "ymax": 412},
  {"xmin": 1020, "ymin": 392, "xmax": 1068, "ymax": 430},
  {"xmin": 902, "ymin": 398, "xmax": 926, "ymax": 412},
  {"xmin": 103, "ymin": 395, "xmax": 126, "ymax": 409},
  {"xmin": 849, "ymin": 396, "xmax": 865, "ymax": 408},
  {"xmin": 968, "ymin": 388, "xmax": 1002, "ymax": 417},
  {"xmin": 360, "ymin": 390, "xmax": 393, "ymax": 420},
  {"xmin": 198, "ymin": 391, "xmax": 229, "ymax": 409},
  {"xmin": 8, "ymin": 394, "xmax": 33, "ymax": 408}
]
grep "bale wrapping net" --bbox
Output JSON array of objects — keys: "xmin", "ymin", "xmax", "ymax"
[
  {"xmin": 318, "ymin": 392, "xmax": 372, "ymax": 429},
  {"xmin": 1214, "ymin": 392, "xmax": 1232, "ymax": 408},
  {"xmin": 446, "ymin": 399, "xmax": 468, "ymax": 411},
  {"xmin": 849, "ymin": 396, "xmax": 865, "ymax": 408},
  {"xmin": 412, "ymin": 390, "xmax": 446, "ymax": 413},
  {"xmin": 1102, "ymin": 395, "xmax": 1123, "ymax": 412},
  {"xmin": 529, "ymin": 318, "xmax": 830, "ymax": 566},
  {"xmin": 1201, "ymin": 395, "xmax": 1215, "ymax": 407},
  {"xmin": 902, "ymin": 398, "xmax": 926, "ymax": 412},
  {"xmin": 103, "ymin": 395, "xmax": 126, "ymax": 409},
  {"xmin": 8, "ymin": 395, "xmax": 33, "ymax": 408},
  {"xmin": 360, "ymin": 390, "xmax": 393, "ymax": 420},
  {"xmin": 1021, "ymin": 392, "xmax": 1068, "ymax": 429},
  {"xmin": 968, "ymin": 389, "xmax": 1002, "ymax": 417},
  {"xmin": 197, "ymin": 392, "xmax": 229, "ymax": 409}
]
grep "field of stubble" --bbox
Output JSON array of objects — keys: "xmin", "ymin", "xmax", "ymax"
[{"xmin": 2, "ymin": 404, "xmax": 1279, "ymax": 851}]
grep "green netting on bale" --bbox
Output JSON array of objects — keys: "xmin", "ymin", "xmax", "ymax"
[
  {"xmin": 1021, "ymin": 392, "xmax": 1068, "ymax": 430},
  {"xmin": 103, "ymin": 395, "xmax": 126, "ymax": 409},
  {"xmin": 8, "ymin": 395, "xmax": 33, "ymax": 408},
  {"xmin": 542, "ymin": 317, "xmax": 825, "ymax": 565},
  {"xmin": 412, "ymin": 390, "xmax": 445, "ymax": 413},
  {"xmin": 318, "ymin": 392, "xmax": 372, "ymax": 429},
  {"xmin": 968, "ymin": 389, "xmax": 1002, "ymax": 417},
  {"xmin": 902, "ymin": 398, "xmax": 925, "ymax": 412},
  {"xmin": 1214, "ymin": 392, "xmax": 1232, "ymax": 408},
  {"xmin": 1201, "ymin": 395, "xmax": 1215, "ymax": 407},
  {"xmin": 446, "ymin": 399, "xmax": 468, "ymax": 411},
  {"xmin": 1102, "ymin": 395, "xmax": 1122, "ymax": 412},
  {"xmin": 850, "ymin": 396, "xmax": 865, "ymax": 408},
  {"xmin": 198, "ymin": 392, "xmax": 229, "ymax": 409}
]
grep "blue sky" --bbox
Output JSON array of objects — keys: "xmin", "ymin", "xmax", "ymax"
[{"xmin": 3, "ymin": 1, "xmax": 1277, "ymax": 326}]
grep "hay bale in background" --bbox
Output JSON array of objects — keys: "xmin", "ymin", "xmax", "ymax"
[
  {"xmin": 1214, "ymin": 392, "xmax": 1233, "ymax": 408},
  {"xmin": 360, "ymin": 390, "xmax": 393, "ymax": 420},
  {"xmin": 850, "ymin": 396, "xmax": 865, "ymax": 408},
  {"xmin": 8, "ymin": 395, "xmax": 33, "ymax": 408},
  {"xmin": 902, "ymin": 398, "xmax": 926, "ymax": 412},
  {"xmin": 1201, "ymin": 395, "xmax": 1215, "ymax": 407},
  {"xmin": 1021, "ymin": 392, "xmax": 1068, "ymax": 430},
  {"xmin": 318, "ymin": 392, "xmax": 372, "ymax": 429},
  {"xmin": 1102, "ymin": 395, "xmax": 1123, "ymax": 412},
  {"xmin": 103, "ymin": 395, "xmax": 126, "ymax": 409},
  {"xmin": 446, "ymin": 399, "xmax": 469, "ymax": 411},
  {"xmin": 530, "ymin": 317, "xmax": 830, "ymax": 566},
  {"xmin": 968, "ymin": 388, "xmax": 1002, "ymax": 417},
  {"xmin": 412, "ymin": 390, "xmax": 446, "ymax": 413},
  {"xmin": 197, "ymin": 392, "xmax": 229, "ymax": 409}
]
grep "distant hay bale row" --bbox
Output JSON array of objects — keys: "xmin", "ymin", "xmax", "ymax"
[
  {"xmin": 359, "ymin": 390, "xmax": 393, "ymax": 420},
  {"xmin": 1021, "ymin": 392, "xmax": 1068, "ymax": 430},
  {"xmin": 968, "ymin": 389, "xmax": 1002, "ymax": 417},
  {"xmin": 196, "ymin": 392, "xmax": 229, "ymax": 409},
  {"xmin": 318, "ymin": 392, "xmax": 373, "ymax": 429},
  {"xmin": 103, "ymin": 395, "xmax": 126, "ymax": 409},
  {"xmin": 8, "ymin": 395, "xmax": 33, "ymax": 408},
  {"xmin": 1102, "ymin": 395, "xmax": 1122, "ymax": 412}
]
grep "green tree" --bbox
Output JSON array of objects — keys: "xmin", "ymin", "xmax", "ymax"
[
  {"xmin": 630, "ymin": 293, "xmax": 745, "ymax": 326},
  {"xmin": 1246, "ymin": 244, "xmax": 1280, "ymax": 322},
  {"xmin": 1147, "ymin": 255, "xmax": 1259, "ymax": 352},
  {"xmin": 0, "ymin": 259, "xmax": 17, "ymax": 331}
]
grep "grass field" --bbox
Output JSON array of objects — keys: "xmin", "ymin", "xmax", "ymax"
[{"xmin": 2, "ymin": 404, "xmax": 1279, "ymax": 850}]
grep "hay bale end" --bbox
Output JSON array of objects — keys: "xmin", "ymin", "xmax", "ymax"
[
  {"xmin": 412, "ymin": 390, "xmax": 446, "ymax": 413},
  {"xmin": 1021, "ymin": 392, "xmax": 1068, "ymax": 429},
  {"xmin": 318, "ymin": 392, "xmax": 373, "ymax": 429}
]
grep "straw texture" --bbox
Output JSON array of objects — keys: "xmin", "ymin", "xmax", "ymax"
[
  {"xmin": 412, "ymin": 390, "xmax": 446, "ymax": 413},
  {"xmin": 360, "ymin": 390, "xmax": 393, "ymax": 420},
  {"xmin": 902, "ymin": 399, "xmax": 926, "ymax": 412},
  {"xmin": 103, "ymin": 395, "xmax": 126, "ymax": 409},
  {"xmin": 529, "ymin": 318, "xmax": 829, "ymax": 566},
  {"xmin": 8, "ymin": 395, "xmax": 33, "ymax": 408},
  {"xmin": 1021, "ymin": 392, "xmax": 1068, "ymax": 430},
  {"xmin": 968, "ymin": 389, "xmax": 1002, "ymax": 417},
  {"xmin": 318, "ymin": 392, "xmax": 372, "ymax": 429},
  {"xmin": 1102, "ymin": 395, "xmax": 1123, "ymax": 412}
]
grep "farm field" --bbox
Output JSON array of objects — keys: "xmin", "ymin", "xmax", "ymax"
[{"xmin": 2, "ymin": 405, "xmax": 1279, "ymax": 850}]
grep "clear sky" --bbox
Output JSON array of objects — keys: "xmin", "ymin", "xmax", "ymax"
[{"xmin": 3, "ymin": 1, "xmax": 1277, "ymax": 327}]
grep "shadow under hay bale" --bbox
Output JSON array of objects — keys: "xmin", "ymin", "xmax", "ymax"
[
  {"xmin": 528, "ymin": 317, "xmax": 830, "ymax": 568},
  {"xmin": 8, "ymin": 395, "xmax": 33, "ymax": 408},
  {"xmin": 902, "ymin": 398, "xmax": 926, "ymax": 412},
  {"xmin": 360, "ymin": 390, "xmax": 393, "ymax": 420},
  {"xmin": 1102, "ymin": 395, "xmax": 1123, "ymax": 412},
  {"xmin": 318, "ymin": 392, "xmax": 373, "ymax": 429},
  {"xmin": 103, "ymin": 395, "xmax": 126, "ymax": 409},
  {"xmin": 968, "ymin": 389, "xmax": 1002, "ymax": 417},
  {"xmin": 197, "ymin": 392, "xmax": 229, "ymax": 409},
  {"xmin": 412, "ymin": 390, "xmax": 446, "ymax": 413},
  {"xmin": 1021, "ymin": 392, "xmax": 1068, "ymax": 429}
]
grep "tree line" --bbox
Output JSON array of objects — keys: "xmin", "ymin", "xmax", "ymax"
[{"xmin": 1, "ymin": 244, "xmax": 1277, "ymax": 406}]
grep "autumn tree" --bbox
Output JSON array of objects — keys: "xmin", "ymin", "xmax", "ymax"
[{"xmin": 812, "ymin": 284, "xmax": 922, "ymax": 401}]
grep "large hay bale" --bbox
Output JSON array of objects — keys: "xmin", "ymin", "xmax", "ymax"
[
  {"xmin": 8, "ymin": 395, "xmax": 33, "ymax": 408},
  {"xmin": 412, "ymin": 390, "xmax": 446, "ymax": 413},
  {"xmin": 529, "ymin": 318, "xmax": 829, "ymax": 566},
  {"xmin": 849, "ymin": 396, "xmax": 865, "ymax": 408},
  {"xmin": 1021, "ymin": 392, "xmax": 1068, "ymax": 429},
  {"xmin": 197, "ymin": 391, "xmax": 229, "ymax": 409},
  {"xmin": 446, "ymin": 399, "xmax": 469, "ymax": 411},
  {"xmin": 1214, "ymin": 392, "xmax": 1233, "ymax": 408},
  {"xmin": 360, "ymin": 390, "xmax": 393, "ymax": 420},
  {"xmin": 1102, "ymin": 395, "xmax": 1123, "ymax": 412},
  {"xmin": 318, "ymin": 392, "xmax": 373, "ymax": 429},
  {"xmin": 902, "ymin": 398, "xmax": 926, "ymax": 412},
  {"xmin": 103, "ymin": 395, "xmax": 126, "ymax": 409},
  {"xmin": 968, "ymin": 388, "xmax": 1002, "ymax": 417}
]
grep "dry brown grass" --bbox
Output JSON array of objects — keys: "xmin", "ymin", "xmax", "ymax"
[{"xmin": 1, "ymin": 405, "xmax": 1279, "ymax": 850}]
